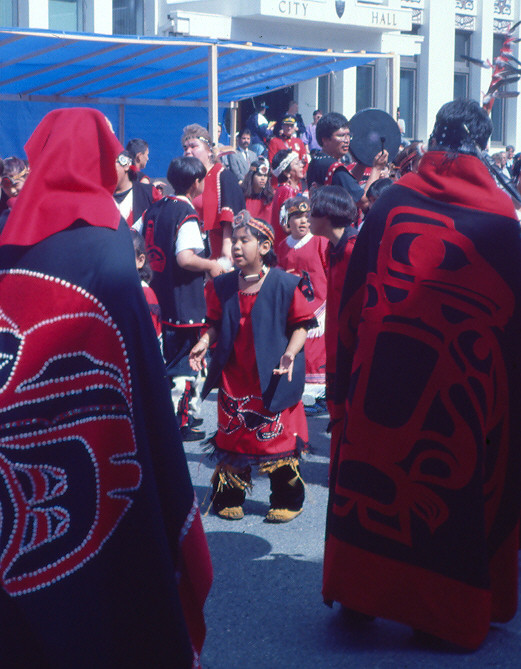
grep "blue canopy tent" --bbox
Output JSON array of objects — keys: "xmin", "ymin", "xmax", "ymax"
[{"xmin": 0, "ymin": 28, "xmax": 389, "ymax": 175}]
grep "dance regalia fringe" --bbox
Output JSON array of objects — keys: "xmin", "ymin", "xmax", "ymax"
[{"xmin": 324, "ymin": 152, "xmax": 521, "ymax": 649}]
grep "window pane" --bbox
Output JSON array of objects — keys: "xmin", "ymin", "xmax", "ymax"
[
  {"xmin": 454, "ymin": 32, "xmax": 470, "ymax": 63},
  {"xmin": 491, "ymin": 34, "xmax": 506, "ymax": 143},
  {"xmin": 399, "ymin": 68, "xmax": 415, "ymax": 138},
  {"xmin": 0, "ymin": 0, "xmax": 17, "ymax": 26},
  {"xmin": 318, "ymin": 74, "xmax": 330, "ymax": 114},
  {"xmin": 356, "ymin": 65, "xmax": 374, "ymax": 111},
  {"xmin": 454, "ymin": 73, "xmax": 468, "ymax": 99},
  {"xmin": 113, "ymin": 0, "xmax": 144, "ymax": 35},
  {"xmin": 49, "ymin": 0, "xmax": 78, "ymax": 31},
  {"xmin": 491, "ymin": 99, "xmax": 504, "ymax": 143}
]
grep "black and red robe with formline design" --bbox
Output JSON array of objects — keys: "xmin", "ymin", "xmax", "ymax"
[
  {"xmin": 0, "ymin": 107, "xmax": 212, "ymax": 669},
  {"xmin": 323, "ymin": 151, "xmax": 521, "ymax": 649}
]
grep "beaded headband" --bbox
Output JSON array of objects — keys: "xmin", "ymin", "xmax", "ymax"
[
  {"xmin": 2, "ymin": 166, "xmax": 29, "ymax": 183},
  {"xmin": 117, "ymin": 153, "xmax": 132, "ymax": 167},
  {"xmin": 250, "ymin": 163, "xmax": 269, "ymax": 176},
  {"xmin": 287, "ymin": 201, "xmax": 310, "ymax": 216},
  {"xmin": 272, "ymin": 151, "xmax": 299, "ymax": 177},
  {"xmin": 234, "ymin": 210, "xmax": 274, "ymax": 246}
]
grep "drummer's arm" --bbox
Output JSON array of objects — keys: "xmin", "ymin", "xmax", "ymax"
[{"xmin": 357, "ymin": 150, "xmax": 389, "ymax": 211}]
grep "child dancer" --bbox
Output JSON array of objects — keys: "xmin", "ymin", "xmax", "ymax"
[
  {"xmin": 277, "ymin": 196, "xmax": 329, "ymax": 415},
  {"xmin": 309, "ymin": 186, "xmax": 358, "ymax": 455},
  {"xmin": 189, "ymin": 211, "xmax": 315, "ymax": 522},
  {"xmin": 242, "ymin": 160, "xmax": 273, "ymax": 222},
  {"xmin": 130, "ymin": 228, "xmax": 162, "ymax": 343},
  {"xmin": 270, "ymin": 149, "xmax": 305, "ymax": 249}
]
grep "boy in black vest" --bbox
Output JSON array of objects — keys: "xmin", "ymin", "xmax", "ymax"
[{"xmin": 142, "ymin": 156, "xmax": 223, "ymax": 440}]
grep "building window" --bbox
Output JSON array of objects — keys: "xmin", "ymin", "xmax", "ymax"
[
  {"xmin": 491, "ymin": 34, "xmax": 507, "ymax": 143},
  {"xmin": 400, "ymin": 68, "xmax": 416, "ymax": 139},
  {"xmin": 49, "ymin": 0, "xmax": 81, "ymax": 31},
  {"xmin": 318, "ymin": 74, "xmax": 332, "ymax": 114},
  {"xmin": 454, "ymin": 31, "xmax": 470, "ymax": 99},
  {"xmin": 356, "ymin": 65, "xmax": 375, "ymax": 111},
  {"xmin": 113, "ymin": 0, "xmax": 144, "ymax": 36},
  {"xmin": 0, "ymin": 0, "xmax": 18, "ymax": 26}
]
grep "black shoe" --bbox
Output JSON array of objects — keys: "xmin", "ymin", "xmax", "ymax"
[
  {"xmin": 190, "ymin": 417, "xmax": 204, "ymax": 428},
  {"xmin": 180, "ymin": 425, "xmax": 206, "ymax": 442}
]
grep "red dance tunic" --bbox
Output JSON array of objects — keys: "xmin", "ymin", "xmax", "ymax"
[
  {"xmin": 277, "ymin": 233, "xmax": 329, "ymax": 385},
  {"xmin": 245, "ymin": 196, "xmax": 273, "ymax": 224},
  {"xmin": 271, "ymin": 183, "xmax": 301, "ymax": 249},
  {"xmin": 192, "ymin": 162, "xmax": 244, "ymax": 258},
  {"xmin": 206, "ymin": 280, "xmax": 312, "ymax": 464},
  {"xmin": 268, "ymin": 136, "xmax": 308, "ymax": 176}
]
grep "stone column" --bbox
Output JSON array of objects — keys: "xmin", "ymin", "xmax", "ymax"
[{"xmin": 417, "ymin": 0, "xmax": 456, "ymax": 141}]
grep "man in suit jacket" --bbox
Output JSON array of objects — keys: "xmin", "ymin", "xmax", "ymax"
[{"xmin": 228, "ymin": 128, "xmax": 257, "ymax": 184}]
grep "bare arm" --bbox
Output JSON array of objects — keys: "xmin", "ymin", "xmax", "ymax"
[
  {"xmin": 177, "ymin": 250, "xmax": 224, "ymax": 278},
  {"xmin": 355, "ymin": 149, "xmax": 389, "ymax": 212},
  {"xmin": 273, "ymin": 325, "xmax": 308, "ymax": 383},
  {"xmin": 189, "ymin": 326, "xmax": 218, "ymax": 372},
  {"xmin": 221, "ymin": 221, "xmax": 233, "ymax": 263}
]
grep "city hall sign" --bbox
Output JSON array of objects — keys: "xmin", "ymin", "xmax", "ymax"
[{"xmin": 260, "ymin": 0, "xmax": 411, "ymax": 30}]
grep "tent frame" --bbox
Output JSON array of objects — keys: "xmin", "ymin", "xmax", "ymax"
[{"xmin": 0, "ymin": 28, "xmax": 400, "ymax": 143}]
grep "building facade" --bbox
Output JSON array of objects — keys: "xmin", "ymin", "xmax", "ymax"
[{"xmin": 1, "ymin": 0, "xmax": 520, "ymax": 148}]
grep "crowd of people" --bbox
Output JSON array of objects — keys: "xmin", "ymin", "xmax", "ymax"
[{"xmin": 1, "ymin": 96, "xmax": 521, "ymax": 666}]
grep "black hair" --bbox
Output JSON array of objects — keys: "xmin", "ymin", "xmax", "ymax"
[
  {"xmin": 271, "ymin": 148, "xmax": 294, "ymax": 184},
  {"xmin": 310, "ymin": 185, "xmax": 357, "ymax": 229},
  {"xmin": 233, "ymin": 216, "xmax": 278, "ymax": 267},
  {"xmin": 316, "ymin": 112, "xmax": 349, "ymax": 147},
  {"xmin": 167, "ymin": 157, "xmax": 207, "ymax": 195},
  {"xmin": 126, "ymin": 138, "xmax": 148, "ymax": 163},
  {"xmin": 366, "ymin": 178, "xmax": 394, "ymax": 202},
  {"xmin": 313, "ymin": 109, "xmax": 322, "ymax": 117},
  {"xmin": 429, "ymin": 98, "xmax": 492, "ymax": 154},
  {"xmin": 241, "ymin": 161, "xmax": 274, "ymax": 204},
  {"xmin": 238, "ymin": 127, "xmax": 251, "ymax": 138},
  {"xmin": 130, "ymin": 229, "xmax": 153, "ymax": 284}
]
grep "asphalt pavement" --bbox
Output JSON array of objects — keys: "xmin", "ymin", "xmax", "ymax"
[{"xmin": 184, "ymin": 391, "xmax": 521, "ymax": 669}]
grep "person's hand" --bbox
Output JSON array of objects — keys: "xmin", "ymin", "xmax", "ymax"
[
  {"xmin": 273, "ymin": 352, "xmax": 295, "ymax": 382},
  {"xmin": 208, "ymin": 260, "xmax": 225, "ymax": 278},
  {"xmin": 373, "ymin": 149, "xmax": 389, "ymax": 169},
  {"xmin": 189, "ymin": 338, "xmax": 209, "ymax": 372}
]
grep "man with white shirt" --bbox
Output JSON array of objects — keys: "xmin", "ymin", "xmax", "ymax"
[{"xmin": 228, "ymin": 128, "xmax": 257, "ymax": 184}]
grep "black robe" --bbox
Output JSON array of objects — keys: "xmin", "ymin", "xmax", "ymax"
[
  {"xmin": 324, "ymin": 152, "xmax": 521, "ymax": 649},
  {"xmin": 0, "ymin": 218, "xmax": 211, "ymax": 668}
]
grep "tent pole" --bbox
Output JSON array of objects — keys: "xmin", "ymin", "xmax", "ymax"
[
  {"xmin": 118, "ymin": 103, "xmax": 125, "ymax": 144},
  {"xmin": 230, "ymin": 101, "xmax": 238, "ymax": 148},
  {"xmin": 208, "ymin": 44, "xmax": 219, "ymax": 145}
]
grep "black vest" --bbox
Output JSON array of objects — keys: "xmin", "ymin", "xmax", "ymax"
[
  {"xmin": 202, "ymin": 268, "xmax": 305, "ymax": 413},
  {"xmin": 144, "ymin": 197, "xmax": 206, "ymax": 326}
]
